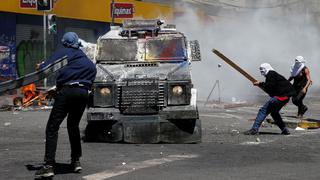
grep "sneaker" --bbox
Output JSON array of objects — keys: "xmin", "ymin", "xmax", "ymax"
[
  {"xmin": 244, "ymin": 128, "xmax": 259, "ymax": 135},
  {"xmin": 71, "ymin": 161, "xmax": 82, "ymax": 173},
  {"xmin": 281, "ymin": 128, "xmax": 290, "ymax": 135},
  {"xmin": 34, "ymin": 165, "xmax": 54, "ymax": 179}
]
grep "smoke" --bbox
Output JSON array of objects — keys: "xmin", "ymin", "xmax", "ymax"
[{"xmin": 173, "ymin": 1, "xmax": 320, "ymax": 102}]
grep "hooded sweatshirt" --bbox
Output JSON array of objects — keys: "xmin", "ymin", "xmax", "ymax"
[
  {"xmin": 41, "ymin": 47, "xmax": 97, "ymax": 88},
  {"xmin": 258, "ymin": 63, "xmax": 296, "ymax": 97},
  {"xmin": 290, "ymin": 56, "xmax": 308, "ymax": 91},
  {"xmin": 290, "ymin": 56, "xmax": 305, "ymax": 77}
]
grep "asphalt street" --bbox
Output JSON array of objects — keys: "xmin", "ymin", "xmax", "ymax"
[{"xmin": 0, "ymin": 97, "xmax": 320, "ymax": 180}]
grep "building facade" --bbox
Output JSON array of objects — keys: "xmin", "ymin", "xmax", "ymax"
[{"xmin": 0, "ymin": 0, "xmax": 173, "ymax": 80}]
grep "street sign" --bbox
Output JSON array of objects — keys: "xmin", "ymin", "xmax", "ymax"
[
  {"xmin": 20, "ymin": 0, "xmax": 37, "ymax": 9},
  {"xmin": 111, "ymin": 3, "xmax": 134, "ymax": 18},
  {"xmin": 37, "ymin": 0, "xmax": 53, "ymax": 11}
]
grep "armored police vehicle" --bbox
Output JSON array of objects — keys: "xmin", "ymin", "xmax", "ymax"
[{"xmin": 85, "ymin": 19, "xmax": 201, "ymax": 143}]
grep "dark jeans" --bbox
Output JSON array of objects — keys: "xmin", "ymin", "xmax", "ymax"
[
  {"xmin": 292, "ymin": 90, "xmax": 307, "ymax": 115},
  {"xmin": 44, "ymin": 86, "xmax": 89, "ymax": 165},
  {"xmin": 252, "ymin": 97, "xmax": 289, "ymax": 131}
]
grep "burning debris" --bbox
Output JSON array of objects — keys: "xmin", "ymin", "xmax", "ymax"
[
  {"xmin": 12, "ymin": 84, "xmax": 55, "ymax": 110},
  {"xmin": 0, "ymin": 56, "xmax": 68, "ymax": 111}
]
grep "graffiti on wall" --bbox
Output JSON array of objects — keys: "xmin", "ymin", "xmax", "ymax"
[
  {"xmin": 16, "ymin": 40, "xmax": 44, "ymax": 77},
  {"xmin": 16, "ymin": 40, "xmax": 56, "ymax": 86},
  {"xmin": 0, "ymin": 31, "xmax": 16, "ymax": 82}
]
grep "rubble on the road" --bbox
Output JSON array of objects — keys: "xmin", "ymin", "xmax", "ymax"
[
  {"xmin": 223, "ymin": 102, "xmax": 255, "ymax": 109},
  {"xmin": 4, "ymin": 122, "xmax": 11, "ymax": 126},
  {"xmin": 295, "ymin": 127, "xmax": 306, "ymax": 131},
  {"xmin": 199, "ymin": 100, "xmax": 257, "ymax": 111}
]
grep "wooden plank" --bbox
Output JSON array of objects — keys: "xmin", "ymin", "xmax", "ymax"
[
  {"xmin": 0, "ymin": 56, "xmax": 68, "ymax": 93},
  {"xmin": 212, "ymin": 49, "xmax": 257, "ymax": 83}
]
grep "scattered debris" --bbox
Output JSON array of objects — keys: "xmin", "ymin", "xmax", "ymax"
[
  {"xmin": 265, "ymin": 118, "xmax": 274, "ymax": 124},
  {"xmin": 122, "ymin": 162, "xmax": 126, "ymax": 166},
  {"xmin": 224, "ymin": 102, "xmax": 254, "ymax": 109},
  {"xmin": 231, "ymin": 129, "xmax": 240, "ymax": 135},
  {"xmin": 295, "ymin": 127, "xmax": 306, "ymax": 131},
  {"xmin": 10, "ymin": 84, "xmax": 55, "ymax": 111},
  {"xmin": 4, "ymin": 122, "xmax": 11, "ymax": 126},
  {"xmin": 240, "ymin": 141, "xmax": 265, "ymax": 145},
  {"xmin": 40, "ymin": 106, "xmax": 52, "ymax": 110},
  {"xmin": 0, "ymin": 105, "xmax": 13, "ymax": 111}
]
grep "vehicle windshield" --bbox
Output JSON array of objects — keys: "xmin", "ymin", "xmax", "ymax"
[
  {"xmin": 97, "ymin": 39, "xmax": 138, "ymax": 61},
  {"xmin": 146, "ymin": 37, "xmax": 186, "ymax": 61},
  {"xmin": 96, "ymin": 37, "xmax": 187, "ymax": 62}
]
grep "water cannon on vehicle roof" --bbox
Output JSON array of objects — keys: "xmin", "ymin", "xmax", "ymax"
[{"xmin": 120, "ymin": 19, "xmax": 167, "ymax": 37}]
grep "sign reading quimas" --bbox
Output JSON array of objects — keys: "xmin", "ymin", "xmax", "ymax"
[{"xmin": 111, "ymin": 3, "xmax": 134, "ymax": 18}]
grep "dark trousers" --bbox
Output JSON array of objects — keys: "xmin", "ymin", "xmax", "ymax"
[
  {"xmin": 44, "ymin": 86, "xmax": 88, "ymax": 165},
  {"xmin": 252, "ymin": 97, "xmax": 289, "ymax": 131},
  {"xmin": 292, "ymin": 90, "xmax": 307, "ymax": 115}
]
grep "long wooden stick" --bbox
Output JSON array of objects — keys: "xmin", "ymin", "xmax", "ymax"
[
  {"xmin": 212, "ymin": 49, "xmax": 257, "ymax": 83},
  {"xmin": 0, "ymin": 56, "xmax": 68, "ymax": 93}
]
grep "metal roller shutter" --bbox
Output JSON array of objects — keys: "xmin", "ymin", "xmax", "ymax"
[{"xmin": 16, "ymin": 24, "xmax": 54, "ymax": 75}]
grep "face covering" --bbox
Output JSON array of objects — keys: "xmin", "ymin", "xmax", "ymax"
[
  {"xmin": 61, "ymin": 32, "xmax": 82, "ymax": 49},
  {"xmin": 290, "ymin": 56, "xmax": 305, "ymax": 77},
  {"xmin": 259, "ymin": 63, "xmax": 274, "ymax": 76}
]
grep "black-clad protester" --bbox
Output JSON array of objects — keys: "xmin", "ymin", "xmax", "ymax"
[
  {"xmin": 244, "ymin": 63, "xmax": 296, "ymax": 135},
  {"xmin": 288, "ymin": 56, "xmax": 312, "ymax": 118},
  {"xmin": 35, "ymin": 32, "xmax": 97, "ymax": 179}
]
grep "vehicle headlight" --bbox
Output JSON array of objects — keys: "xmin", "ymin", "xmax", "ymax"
[
  {"xmin": 93, "ymin": 84, "xmax": 115, "ymax": 107},
  {"xmin": 168, "ymin": 83, "xmax": 191, "ymax": 105},
  {"xmin": 100, "ymin": 87, "xmax": 111, "ymax": 96},
  {"xmin": 172, "ymin": 86, "xmax": 183, "ymax": 96}
]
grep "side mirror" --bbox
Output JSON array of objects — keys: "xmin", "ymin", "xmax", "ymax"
[{"xmin": 188, "ymin": 40, "xmax": 201, "ymax": 61}]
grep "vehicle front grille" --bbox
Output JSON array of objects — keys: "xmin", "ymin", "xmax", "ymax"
[{"xmin": 118, "ymin": 78, "xmax": 162, "ymax": 114}]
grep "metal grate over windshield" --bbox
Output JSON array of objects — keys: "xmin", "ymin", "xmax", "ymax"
[
  {"xmin": 146, "ymin": 37, "xmax": 186, "ymax": 61},
  {"xmin": 96, "ymin": 37, "xmax": 187, "ymax": 62},
  {"xmin": 96, "ymin": 39, "xmax": 138, "ymax": 61}
]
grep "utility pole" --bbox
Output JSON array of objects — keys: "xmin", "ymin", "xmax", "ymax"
[
  {"xmin": 43, "ymin": 11, "xmax": 47, "ymax": 61},
  {"xmin": 111, "ymin": 0, "xmax": 115, "ymax": 26},
  {"xmin": 38, "ymin": 0, "xmax": 53, "ymax": 88},
  {"xmin": 43, "ymin": 11, "xmax": 47, "ymax": 87}
]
